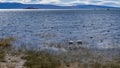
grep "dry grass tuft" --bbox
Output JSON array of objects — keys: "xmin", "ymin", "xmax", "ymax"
[
  {"xmin": 0, "ymin": 37, "xmax": 15, "ymax": 47},
  {"xmin": 21, "ymin": 50, "xmax": 61, "ymax": 68},
  {"xmin": 0, "ymin": 51, "xmax": 5, "ymax": 62}
]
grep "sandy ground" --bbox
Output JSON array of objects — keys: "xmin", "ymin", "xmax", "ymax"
[{"xmin": 0, "ymin": 54, "xmax": 25, "ymax": 68}]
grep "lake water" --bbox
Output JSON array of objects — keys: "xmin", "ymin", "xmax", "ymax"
[{"xmin": 0, "ymin": 10, "xmax": 120, "ymax": 49}]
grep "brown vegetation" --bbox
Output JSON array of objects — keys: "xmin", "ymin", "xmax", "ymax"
[
  {"xmin": 21, "ymin": 51, "xmax": 61, "ymax": 68},
  {"xmin": 0, "ymin": 51, "xmax": 5, "ymax": 62},
  {"xmin": 0, "ymin": 37, "xmax": 120, "ymax": 68},
  {"xmin": 0, "ymin": 37, "xmax": 15, "ymax": 47}
]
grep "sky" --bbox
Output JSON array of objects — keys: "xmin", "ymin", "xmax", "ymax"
[{"xmin": 0, "ymin": 0, "xmax": 120, "ymax": 7}]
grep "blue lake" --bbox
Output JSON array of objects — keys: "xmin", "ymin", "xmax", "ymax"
[{"xmin": 0, "ymin": 10, "xmax": 120, "ymax": 49}]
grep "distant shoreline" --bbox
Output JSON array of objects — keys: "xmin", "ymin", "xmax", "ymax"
[{"xmin": 0, "ymin": 8, "xmax": 119, "ymax": 11}]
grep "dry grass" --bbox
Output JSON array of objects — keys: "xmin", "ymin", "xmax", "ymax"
[
  {"xmin": 0, "ymin": 51, "xmax": 5, "ymax": 62},
  {"xmin": 0, "ymin": 47, "xmax": 120, "ymax": 68},
  {"xmin": 21, "ymin": 50, "xmax": 61, "ymax": 68},
  {"xmin": 0, "ymin": 37, "xmax": 15, "ymax": 47},
  {"xmin": 0, "ymin": 37, "xmax": 15, "ymax": 63},
  {"xmin": 58, "ymin": 62, "xmax": 120, "ymax": 68},
  {"xmin": 0, "ymin": 37, "xmax": 120, "ymax": 68}
]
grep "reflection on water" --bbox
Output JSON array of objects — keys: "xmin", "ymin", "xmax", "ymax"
[{"xmin": 0, "ymin": 10, "xmax": 120, "ymax": 49}]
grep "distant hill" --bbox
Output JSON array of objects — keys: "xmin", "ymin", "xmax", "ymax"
[{"xmin": 0, "ymin": 2, "xmax": 119, "ymax": 9}]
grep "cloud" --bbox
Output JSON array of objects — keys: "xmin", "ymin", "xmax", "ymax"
[
  {"xmin": 0, "ymin": 0, "xmax": 120, "ymax": 7},
  {"xmin": 101, "ymin": 2, "xmax": 120, "ymax": 7},
  {"xmin": 62, "ymin": 0, "xmax": 120, "ymax": 7},
  {"xmin": 92, "ymin": 0, "xmax": 120, "ymax": 7},
  {"xmin": 68, "ymin": 0, "xmax": 90, "ymax": 4},
  {"xmin": 1, "ymin": 0, "xmax": 61, "ymax": 4},
  {"xmin": 0, "ymin": 0, "xmax": 24, "ymax": 3},
  {"xmin": 89, "ymin": 0, "xmax": 120, "ymax": 7},
  {"xmin": 38, "ymin": 0, "xmax": 61, "ymax": 4}
]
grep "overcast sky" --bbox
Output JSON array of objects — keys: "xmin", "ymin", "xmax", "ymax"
[{"xmin": 0, "ymin": 0, "xmax": 120, "ymax": 7}]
